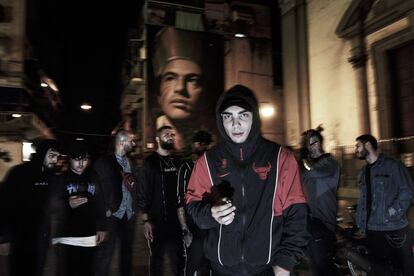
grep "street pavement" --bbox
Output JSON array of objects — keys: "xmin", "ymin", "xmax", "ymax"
[{"xmin": 2, "ymin": 198, "xmax": 413, "ymax": 275}]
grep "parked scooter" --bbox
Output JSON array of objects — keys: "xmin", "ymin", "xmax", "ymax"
[
  {"xmin": 337, "ymin": 204, "xmax": 413, "ymax": 276},
  {"xmin": 335, "ymin": 205, "xmax": 369, "ymax": 276}
]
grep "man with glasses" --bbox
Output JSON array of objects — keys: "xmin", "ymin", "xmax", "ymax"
[
  {"xmin": 300, "ymin": 127, "xmax": 340, "ymax": 275},
  {"xmin": 0, "ymin": 139, "xmax": 62, "ymax": 276},
  {"xmin": 138, "ymin": 126, "xmax": 184, "ymax": 275}
]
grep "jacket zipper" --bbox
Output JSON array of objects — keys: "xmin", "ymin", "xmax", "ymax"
[
  {"xmin": 241, "ymin": 168, "xmax": 246, "ymax": 263},
  {"xmin": 239, "ymin": 147, "xmax": 246, "ymax": 264},
  {"xmin": 159, "ymin": 161, "xmax": 167, "ymax": 222}
]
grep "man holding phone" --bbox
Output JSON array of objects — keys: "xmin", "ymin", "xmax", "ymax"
[
  {"xmin": 186, "ymin": 85, "xmax": 309, "ymax": 276},
  {"xmin": 51, "ymin": 141, "xmax": 106, "ymax": 276}
]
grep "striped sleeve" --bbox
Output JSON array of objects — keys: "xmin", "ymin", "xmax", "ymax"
[{"xmin": 274, "ymin": 147, "xmax": 307, "ymax": 216}]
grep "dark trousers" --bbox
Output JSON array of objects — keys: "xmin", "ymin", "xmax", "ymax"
[
  {"xmin": 212, "ymin": 267, "xmax": 273, "ymax": 276},
  {"xmin": 185, "ymin": 230, "xmax": 210, "ymax": 276},
  {"xmin": 306, "ymin": 218, "xmax": 339, "ymax": 276},
  {"xmin": 8, "ymin": 234, "xmax": 49, "ymax": 276},
  {"xmin": 94, "ymin": 215, "xmax": 135, "ymax": 276},
  {"xmin": 307, "ymin": 231, "xmax": 339, "ymax": 276},
  {"xmin": 149, "ymin": 232, "xmax": 185, "ymax": 276},
  {"xmin": 55, "ymin": 244, "xmax": 95, "ymax": 276},
  {"xmin": 367, "ymin": 227, "xmax": 414, "ymax": 276}
]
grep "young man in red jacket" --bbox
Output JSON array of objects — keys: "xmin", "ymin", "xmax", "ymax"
[{"xmin": 185, "ymin": 85, "xmax": 310, "ymax": 276}]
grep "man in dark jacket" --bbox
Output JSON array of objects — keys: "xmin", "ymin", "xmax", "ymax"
[
  {"xmin": 300, "ymin": 127, "xmax": 340, "ymax": 275},
  {"xmin": 51, "ymin": 141, "xmax": 106, "ymax": 276},
  {"xmin": 0, "ymin": 139, "xmax": 62, "ymax": 276},
  {"xmin": 186, "ymin": 85, "xmax": 309, "ymax": 276},
  {"xmin": 137, "ymin": 125, "xmax": 184, "ymax": 276},
  {"xmin": 177, "ymin": 130, "xmax": 213, "ymax": 276},
  {"xmin": 94, "ymin": 130, "xmax": 137, "ymax": 276},
  {"xmin": 355, "ymin": 134, "xmax": 414, "ymax": 276}
]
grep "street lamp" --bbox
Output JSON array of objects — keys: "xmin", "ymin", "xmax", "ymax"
[
  {"xmin": 260, "ymin": 103, "xmax": 276, "ymax": 118},
  {"xmin": 80, "ymin": 104, "xmax": 92, "ymax": 111}
]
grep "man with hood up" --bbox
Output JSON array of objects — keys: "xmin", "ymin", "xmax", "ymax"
[
  {"xmin": 0, "ymin": 139, "xmax": 62, "ymax": 276},
  {"xmin": 185, "ymin": 85, "xmax": 310, "ymax": 276}
]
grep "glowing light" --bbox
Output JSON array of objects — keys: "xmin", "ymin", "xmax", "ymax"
[
  {"xmin": 12, "ymin": 113, "xmax": 22, "ymax": 118},
  {"xmin": 260, "ymin": 105, "xmax": 275, "ymax": 118},
  {"xmin": 22, "ymin": 142, "xmax": 36, "ymax": 161},
  {"xmin": 76, "ymin": 138, "xmax": 84, "ymax": 141},
  {"xmin": 234, "ymin": 33, "xmax": 247, "ymax": 38},
  {"xmin": 41, "ymin": 82, "xmax": 48, "ymax": 87},
  {"xmin": 80, "ymin": 104, "xmax": 92, "ymax": 111},
  {"xmin": 146, "ymin": 143, "xmax": 155, "ymax": 149},
  {"xmin": 131, "ymin": 77, "xmax": 143, "ymax": 83}
]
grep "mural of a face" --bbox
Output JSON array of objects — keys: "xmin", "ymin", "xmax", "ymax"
[{"xmin": 158, "ymin": 59, "xmax": 203, "ymax": 121}]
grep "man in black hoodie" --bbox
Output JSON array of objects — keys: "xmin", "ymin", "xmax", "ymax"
[
  {"xmin": 0, "ymin": 139, "xmax": 62, "ymax": 276},
  {"xmin": 186, "ymin": 85, "xmax": 309, "ymax": 276},
  {"xmin": 51, "ymin": 141, "xmax": 106, "ymax": 276}
]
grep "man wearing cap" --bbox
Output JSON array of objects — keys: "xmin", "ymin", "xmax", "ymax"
[
  {"xmin": 0, "ymin": 139, "xmax": 62, "ymax": 276},
  {"xmin": 152, "ymin": 27, "xmax": 214, "ymax": 151},
  {"xmin": 186, "ymin": 85, "xmax": 309, "ymax": 275},
  {"xmin": 177, "ymin": 130, "xmax": 213, "ymax": 276}
]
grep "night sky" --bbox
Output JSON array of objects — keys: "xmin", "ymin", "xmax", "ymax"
[{"xmin": 26, "ymin": 0, "xmax": 143, "ymax": 143}]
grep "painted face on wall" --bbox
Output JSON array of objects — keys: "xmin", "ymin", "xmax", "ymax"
[
  {"xmin": 158, "ymin": 59, "xmax": 203, "ymax": 121},
  {"xmin": 221, "ymin": 105, "xmax": 253, "ymax": 144}
]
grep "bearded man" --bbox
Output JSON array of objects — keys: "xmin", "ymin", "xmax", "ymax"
[
  {"xmin": 355, "ymin": 134, "xmax": 414, "ymax": 276},
  {"xmin": 137, "ymin": 126, "xmax": 184, "ymax": 275}
]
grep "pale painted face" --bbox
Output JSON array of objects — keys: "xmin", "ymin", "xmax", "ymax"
[
  {"xmin": 159, "ymin": 59, "xmax": 203, "ymax": 121},
  {"xmin": 70, "ymin": 156, "xmax": 90, "ymax": 175},
  {"xmin": 221, "ymin": 105, "xmax": 253, "ymax": 144},
  {"xmin": 43, "ymin": 149, "xmax": 60, "ymax": 170}
]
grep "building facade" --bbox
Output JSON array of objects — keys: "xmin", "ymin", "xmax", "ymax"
[{"xmin": 281, "ymin": 0, "xmax": 414, "ymax": 194}]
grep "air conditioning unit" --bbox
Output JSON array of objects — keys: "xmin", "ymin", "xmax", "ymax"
[{"xmin": 231, "ymin": 10, "xmax": 253, "ymax": 24}]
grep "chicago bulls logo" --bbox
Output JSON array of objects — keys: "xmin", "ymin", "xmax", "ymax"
[{"xmin": 252, "ymin": 162, "xmax": 272, "ymax": 180}]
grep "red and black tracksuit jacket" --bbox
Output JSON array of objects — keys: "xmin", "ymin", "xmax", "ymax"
[{"xmin": 185, "ymin": 138, "xmax": 309, "ymax": 275}]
